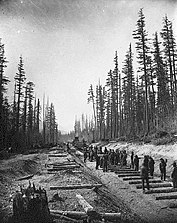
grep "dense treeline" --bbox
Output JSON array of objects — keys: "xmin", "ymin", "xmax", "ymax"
[
  {"xmin": 0, "ymin": 42, "xmax": 59, "ymax": 153},
  {"xmin": 75, "ymin": 9, "xmax": 177, "ymax": 142}
]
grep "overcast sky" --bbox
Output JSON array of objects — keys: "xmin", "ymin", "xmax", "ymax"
[{"xmin": 0, "ymin": 0, "xmax": 177, "ymax": 132}]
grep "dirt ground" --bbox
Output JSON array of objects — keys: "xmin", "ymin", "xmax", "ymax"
[
  {"xmin": 1, "ymin": 143, "xmax": 177, "ymax": 223},
  {"xmin": 0, "ymin": 146, "xmax": 141, "ymax": 223}
]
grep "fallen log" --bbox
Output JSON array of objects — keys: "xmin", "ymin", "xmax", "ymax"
[
  {"xmin": 51, "ymin": 212, "xmax": 82, "ymax": 222},
  {"xmin": 17, "ymin": 174, "xmax": 34, "ymax": 181},
  {"xmin": 129, "ymin": 179, "xmax": 162, "ymax": 185},
  {"xmin": 117, "ymin": 173, "xmax": 140, "ymax": 177},
  {"xmin": 50, "ymin": 210, "xmax": 121, "ymax": 220},
  {"xmin": 48, "ymin": 154, "xmax": 68, "ymax": 157},
  {"xmin": 156, "ymin": 195, "xmax": 177, "ymax": 200},
  {"xmin": 145, "ymin": 188, "xmax": 177, "ymax": 194},
  {"xmin": 50, "ymin": 184, "xmax": 102, "ymax": 190},
  {"xmin": 76, "ymin": 194, "xmax": 94, "ymax": 214},
  {"xmin": 136, "ymin": 183, "xmax": 172, "ymax": 189},
  {"xmin": 50, "ymin": 210, "xmax": 87, "ymax": 220}
]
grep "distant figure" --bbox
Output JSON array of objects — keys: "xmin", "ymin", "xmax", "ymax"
[
  {"xmin": 115, "ymin": 149, "xmax": 120, "ymax": 165},
  {"xmin": 134, "ymin": 155, "xmax": 139, "ymax": 171},
  {"xmin": 122, "ymin": 150, "xmax": 127, "ymax": 166},
  {"xmin": 95, "ymin": 153, "xmax": 100, "ymax": 170},
  {"xmin": 140, "ymin": 162, "xmax": 150, "ymax": 192},
  {"xmin": 83, "ymin": 147, "xmax": 87, "ymax": 163},
  {"xmin": 103, "ymin": 148, "xmax": 108, "ymax": 172},
  {"xmin": 159, "ymin": 158, "xmax": 167, "ymax": 181},
  {"xmin": 67, "ymin": 142, "xmax": 70, "ymax": 152},
  {"xmin": 90, "ymin": 147, "xmax": 94, "ymax": 162},
  {"xmin": 171, "ymin": 162, "xmax": 177, "ymax": 188},
  {"xmin": 131, "ymin": 151, "xmax": 134, "ymax": 169},
  {"xmin": 110, "ymin": 150, "xmax": 115, "ymax": 165},
  {"xmin": 149, "ymin": 156, "xmax": 155, "ymax": 177}
]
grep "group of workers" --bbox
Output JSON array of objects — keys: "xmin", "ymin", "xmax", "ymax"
[
  {"xmin": 83, "ymin": 145, "xmax": 177, "ymax": 192},
  {"xmin": 84, "ymin": 145, "xmax": 129, "ymax": 172}
]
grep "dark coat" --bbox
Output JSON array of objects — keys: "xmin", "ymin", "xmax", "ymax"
[
  {"xmin": 141, "ymin": 166, "xmax": 149, "ymax": 179},
  {"xmin": 159, "ymin": 161, "xmax": 166, "ymax": 173},
  {"xmin": 149, "ymin": 158, "xmax": 155, "ymax": 169},
  {"xmin": 171, "ymin": 167, "xmax": 177, "ymax": 181}
]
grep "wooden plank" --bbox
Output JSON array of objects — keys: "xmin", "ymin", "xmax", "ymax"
[
  {"xmin": 16, "ymin": 174, "xmax": 34, "ymax": 181},
  {"xmin": 115, "ymin": 171, "xmax": 140, "ymax": 174},
  {"xmin": 145, "ymin": 188, "xmax": 177, "ymax": 194},
  {"xmin": 129, "ymin": 179, "xmax": 162, "ymax": 185},
  {"xmin": 136, "ymin": 183, "xmax": 172, "ymax": 189},
  {"xmin": 123, "ymin": 176, "xmax": 153, "ymax": 181},
  {"xmin": 53, "ymin": 163, "xmax": 77, "ymax": 167},
  {"xmin": 47, "ymin": 162, "xmax": 76, "ymax": 166},
  {"xmin": 117, "ymin": 173, "xmax": 140, "ymax": 177},
  {"xmin": 50, "ymin": 210, "xmax": 121, "ymax": 220},
  {"xmin": 50, "ymin": 184, "xmax": 102, "ymax": 190},
  {"xmin": 156, "ymin": 195, "xmax": 177, "ymax": 200},
  {"xmin": 48, "ymin": 154, "xmax": 67, "ymax": 157},
  {"xmin": 123, "ymin": 177, "xmax": 142, "ymax": 181},
  {"xmin": 47, "ymin": 165, "xmax": 80, "ymax": 171}
]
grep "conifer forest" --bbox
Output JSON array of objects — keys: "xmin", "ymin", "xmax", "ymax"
[
  {"xmin": 1, "ymin": 8, "xmax": 177, "ymax": 151},
  {"xmin": 74, "ymin": 9, "xmax": 177, "ymax": 143},
  {"xmin": 0, "ymin": 51, "xmax": 59, "ymax": 153}
]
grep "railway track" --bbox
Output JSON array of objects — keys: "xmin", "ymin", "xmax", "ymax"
[{"xmin": 68, "ymin": 146, "xmax": 177, "ymax": 223}]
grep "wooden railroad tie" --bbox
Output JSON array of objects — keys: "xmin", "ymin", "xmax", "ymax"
[
  {"xmin": 145, "ymin": 188, "xmax": 177, "ymax": 194},
  {"xmin": 129, "ymin": 179, "xmax": 162, "ymax": 185},
  {"xmin": 156, "ymin": 195, "xmax": 177, "ymax": 200},
  {"xmin": 47, "ymin": 161, "xmax": 77, "ymax": 166},
  {"xmin": 136, "ymin": 183, "xmax": 172, "ymax": 189},
  {"xmin": 48, "ymin": 153, "xmax": 68, "ymax": 157},
  {"xmin": 115, "ymin": 171, "xmax": 140, "ymax": 174},
  {"xmin": 117, "ymin": 173, "xmax": 140, "ymax": 177},
  {"xmin": 123, "ymin": 176, "xmax": 153, "ymax": 181},
  {"xmin": 50, "ymin": 184, "xmax": 102, "ymax": 190},
  {"xmin": 47, "ymin": 165, "xmax": 80, "ymax": 171}
]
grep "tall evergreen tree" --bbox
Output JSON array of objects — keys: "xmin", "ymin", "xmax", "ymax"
[
  {"xmin": 152, "ymin": 32, "xmax": 170, "ymax": 127},
  {"xmin": 160, "ymin": 15, "xmax": 177, "ymax": 111},
  {"xmin": 133, "ymin": 8, "xmax": 150, "ymax": 135},
  {"xmin": 122, "ymin": 44, "xmax": 136, "ymax": 138},
  {"xmin": 0, "ymin": 40, "xmax": 9, "ymax": 149},
  {"xmin": 14, "ymin": 56, "xmax": 26, "ymax": 132}
]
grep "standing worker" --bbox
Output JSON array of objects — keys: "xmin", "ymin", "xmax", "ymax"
[
  {"xmin": 95, "ymin": 151, "xmax": 100, "ymax": 170},
  {"xmin": 83, "ymin": 147, "xmax": 87, "ymax": 163},
  {"xmin": 103, "ymin": 149, "xmax": 108, "ymax": 172},
  {"xmin": 131, "ymin": 151, "xmax": 134, "ymax": 169},
  {"xmin": 140, "ymin": 162, "xmax": 150, "ymax": 193},
  {"xmin": 159, "ymin": 158, "xmax": 167, "ymax": 181},
  {"xmin": 134, "ymin": 155, "xmax": 139, "ymax": 171},
  {"xmin": 171, "ymin": 162, "xmax": 177, "ymax": 188},
  {"xmin": 149, "ymin": 156, "xmax": 155, "ymax": 177}
]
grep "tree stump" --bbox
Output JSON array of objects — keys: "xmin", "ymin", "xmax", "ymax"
[{"xmin": 12, "ymin": 182, "xmax": 52, "ymax": 223}]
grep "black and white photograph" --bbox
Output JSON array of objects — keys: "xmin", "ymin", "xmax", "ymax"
[{"xmin": 0, "ymin": 0, "xmax": 177, "ymax": 222}]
